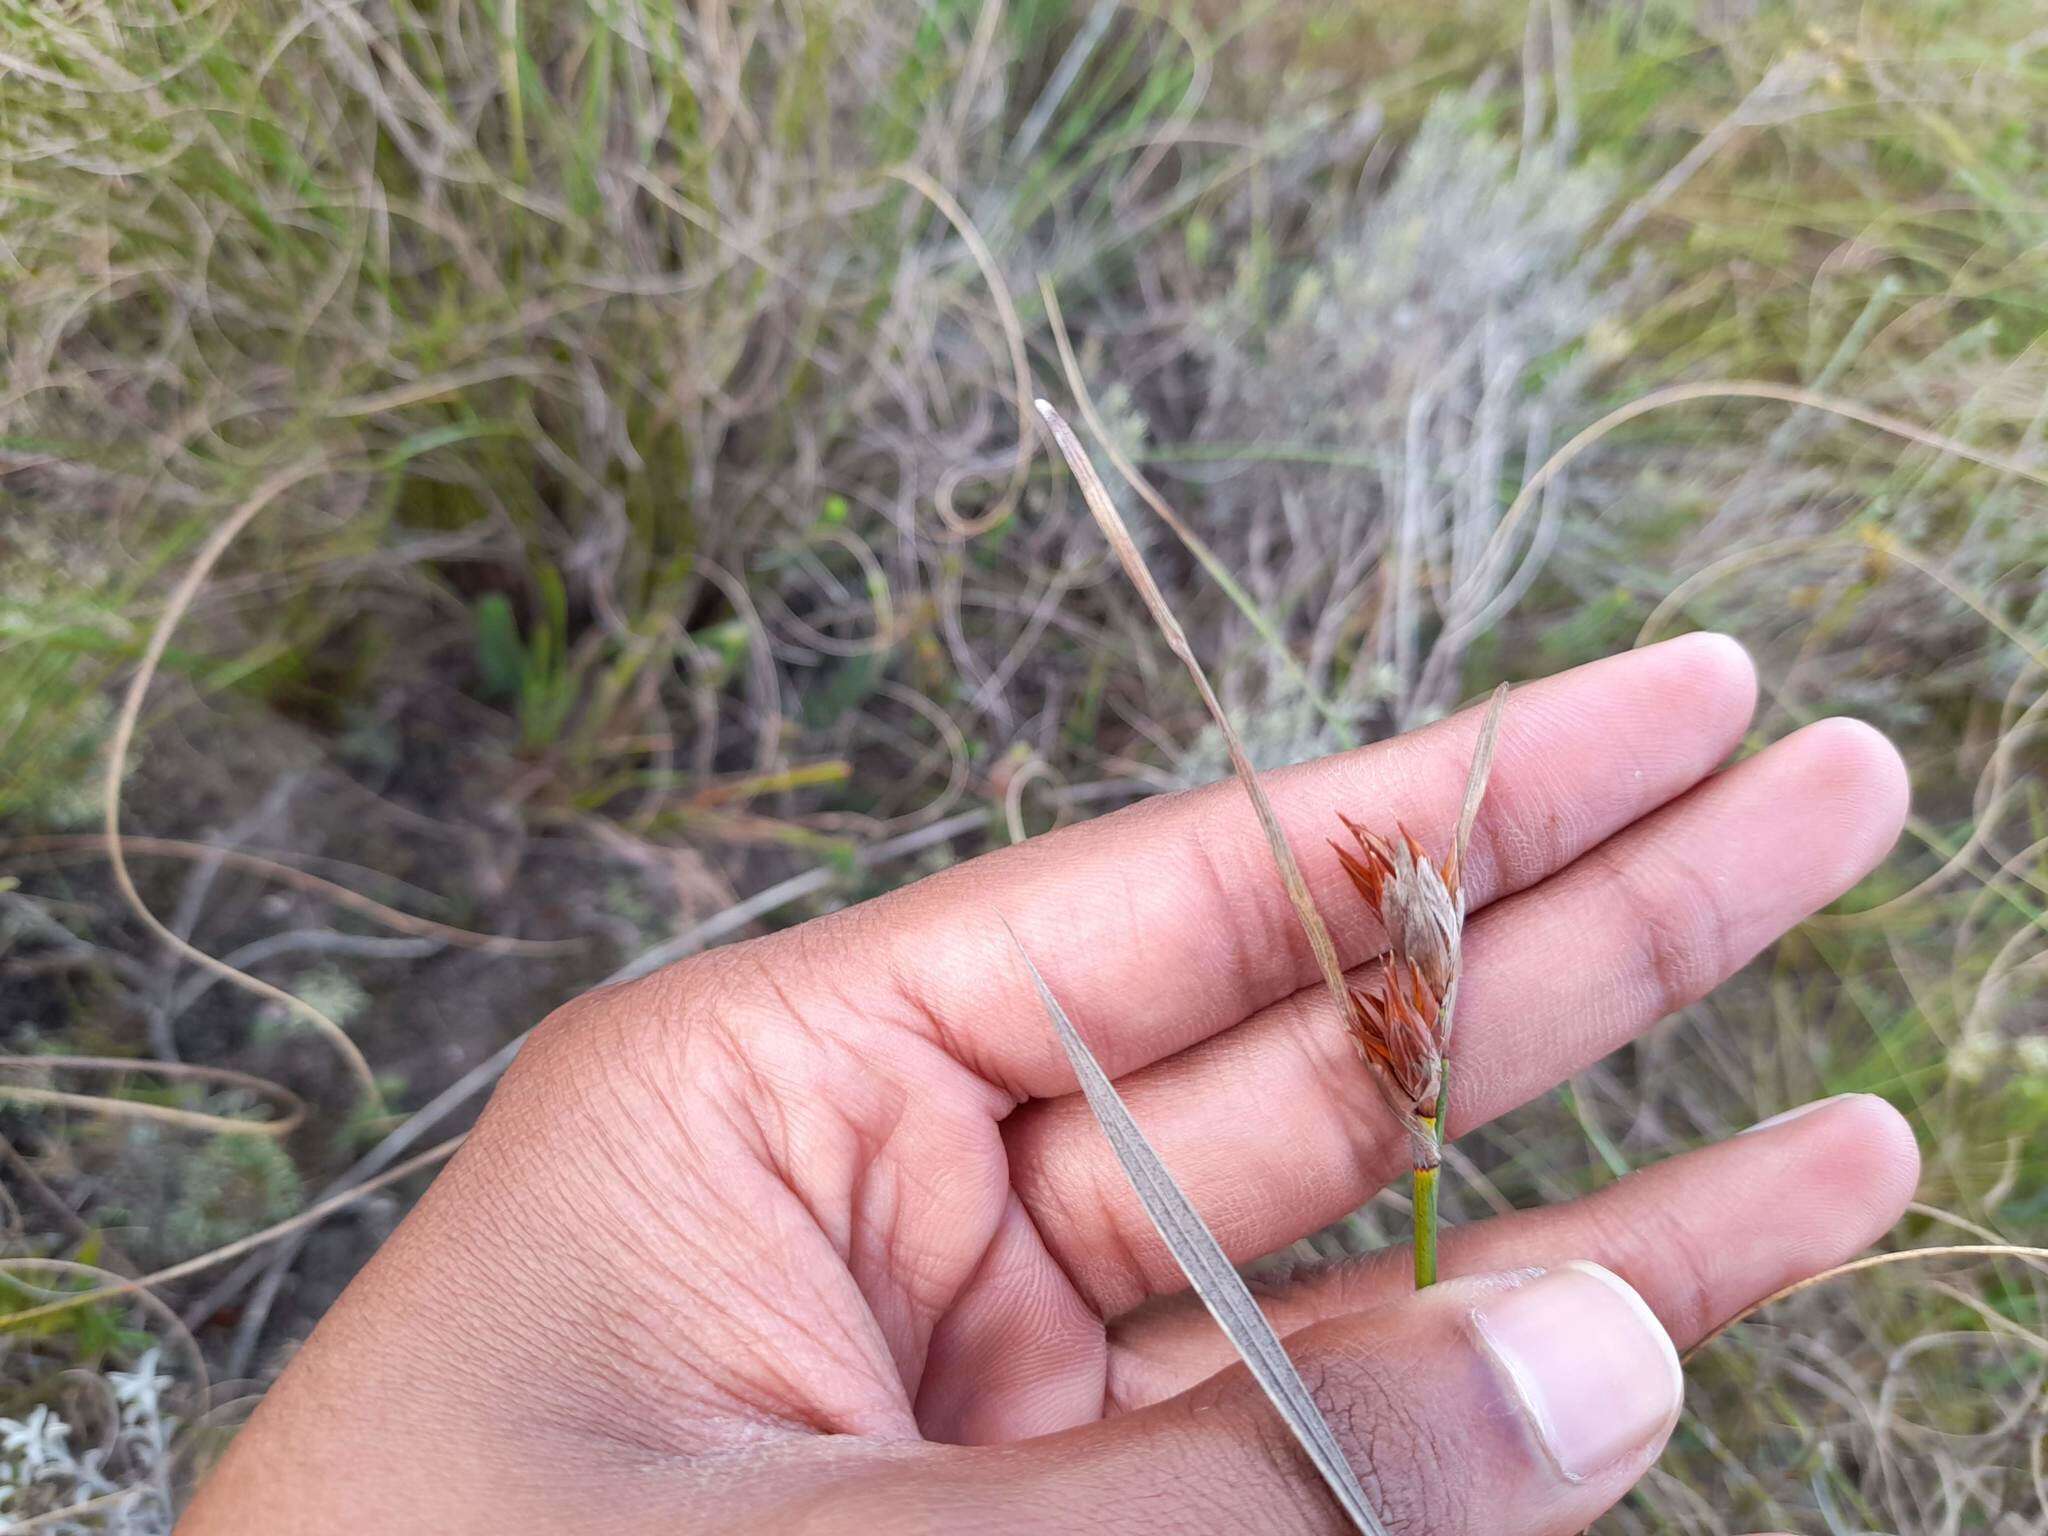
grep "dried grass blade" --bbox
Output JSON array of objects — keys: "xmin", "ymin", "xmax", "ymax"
[
  {"xmin": 1433, "ymin": 685, "xmax": 1507, "ymax": 1085},
  {"xmin": 1036, "ymin": 281, "xmax": 1353, "ymax": 744},
  {"xmin": 1453, "ymin": 683, "xmax": 1510, "ymax": 877},
  {"xmin": 1008, "ymin": 933, "xmax": 1389, "ymax": 1536},
  {"xmin": 1033, "ymin": 399, "xmax": 1353, "ymax": 1030}
]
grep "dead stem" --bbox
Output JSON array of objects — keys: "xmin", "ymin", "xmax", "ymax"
[{"xmin": 1033, "ymin": 400, "xmax": 1358, "ymax": 1059}]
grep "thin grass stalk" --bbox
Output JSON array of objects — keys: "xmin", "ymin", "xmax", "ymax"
[
  {"xmin": 1037, "ymin": 278, "xmax": 1355, "ymax": 743},
  {"xmin": 1413, "ymin": 1060, "xmax": 1449, "ymax": 1289},
  {"xmin": 0, "ymin": 1136, "xmax": 467, "ymax": 1333},
  {"xmin": 1032, "ymin": 398, "xmax": 1363, "ymax": 1091},
  {"xmin": 1411, "ymin": 1162, "xmax": 1439, "ymax": 1289}
]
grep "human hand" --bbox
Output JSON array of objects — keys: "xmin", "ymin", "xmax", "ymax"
[{"xmin": 181, "ymin": 635, "xmax": 1919, "ymax": 1535}]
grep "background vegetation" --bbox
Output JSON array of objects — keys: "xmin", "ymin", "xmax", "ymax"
[{"xmin": 2, "ymin": 0, "xmax": 2045, "ymax": 1528}]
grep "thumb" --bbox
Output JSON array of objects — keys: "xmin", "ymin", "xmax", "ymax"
[{"xmin": 977, "ymin": 1261, "xmax": 1684, "ymax": 1536}]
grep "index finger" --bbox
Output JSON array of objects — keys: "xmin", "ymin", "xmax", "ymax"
[{"xmin": 793, "ymin": 633, "xmax": 1758, "ymax": 1097}]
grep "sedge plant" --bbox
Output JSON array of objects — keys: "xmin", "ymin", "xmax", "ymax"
[
  {"xmin": 1328, "ymin": 702, "xmax": 1504, "ymax": 1287},
  {"xmin": 1033, "ymin": 398, "xmax": 1507, "ymax": 1291}
]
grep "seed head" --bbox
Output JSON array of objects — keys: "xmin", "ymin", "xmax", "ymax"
[
  {"xmin": 1330, "ymin": 816, "xmax": 1466, "ymax": 1157},
  {"xmin": 1331, "ymin": 815, "xmax": 1461, "ymax": 996},
  {"xmin": 1346, "ymin": 956, "xmax": 1442, "ymax": 1116},
  {"xmin": 1331, "ymin": 685, "xmax": 1507, "ymax": 1214}
]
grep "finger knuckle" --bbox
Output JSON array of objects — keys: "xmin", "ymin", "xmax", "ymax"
[
  {"xmin": 1591, "ymin": 840, "xmax": 1732, "ymax": 1015},
  {"xmin": 1227, "ymin": 1350, "xmax": 1468, "ymax": 1536}
]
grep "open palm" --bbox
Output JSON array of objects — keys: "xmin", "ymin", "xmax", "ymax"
[{"xmin": 187, "ymin": 635, "xmax": 1919, "ymax": 1536}]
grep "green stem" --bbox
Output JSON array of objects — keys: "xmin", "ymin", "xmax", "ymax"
[
  {"xmin": 1412, "ymin": 1162, "xmax": 1438, "ymax": 1289},
  {"xmin": 1414, "ymin": 1062, "xmax": 1450, "ymax": 1290}
]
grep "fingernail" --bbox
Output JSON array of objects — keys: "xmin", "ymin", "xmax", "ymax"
[
  {"xmin": 1471, "ymin": 1261, "xmax": 1682, "ymax": 1482},
  {"xmin": 1739, "ymin": 1092, "xmax": 1862, "ymax": 1136}
]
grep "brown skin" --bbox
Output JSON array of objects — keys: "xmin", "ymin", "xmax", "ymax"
[{"xmin": 181, "ymin": 636, "xmax": 1919, "ymax": 1534}]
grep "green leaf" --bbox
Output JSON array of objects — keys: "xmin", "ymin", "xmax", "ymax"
[
  {"xmin": 801, "ymin": 649, "xmax": 888, "ymax": 729},
  {"xmin": 473, "ymin": 593, "xmax": 526, "ymax": 699}
]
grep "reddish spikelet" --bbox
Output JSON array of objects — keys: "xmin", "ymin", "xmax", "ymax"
[
  {"xmin": 1330, "ymin": 813, "xmax": 1394, "ymax": 910},
  {"xmin": 1346, "ymin": 957, "xmax": 1441, "ymax": 1115},
  {"xmin": 1332, "ymin": 818, "xmax": 1460, "ymax": 983}
]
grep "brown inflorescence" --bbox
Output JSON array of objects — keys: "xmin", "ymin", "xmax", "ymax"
[{"xmin": 1330, "ymin": 815, "xmax": 1465, "ymax": 1148}]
